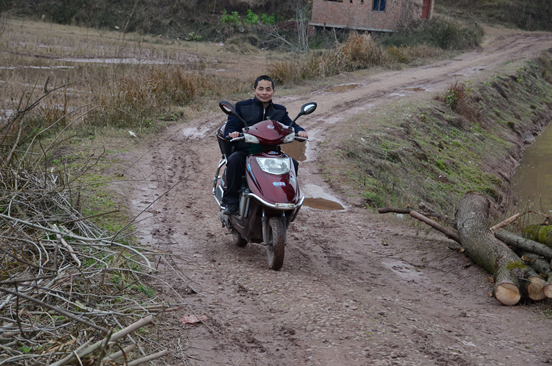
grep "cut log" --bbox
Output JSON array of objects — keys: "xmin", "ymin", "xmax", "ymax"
[
  {"xmin": 546, "ymin": 277, "xmax": 552, "ymax": 299},
  {"xmin": 522, "ymin": 224, "xmax": 552, "ymax": 248},
  {"xmin": 520, "ymin": 252, "xmax": 552, "ymax": 299},
  {"xmin": 494, "ymin": 229, "xmax": 552, "ymax": 259},
  {"xmin": 456, "ymin": 193, "xmax": 544, "ymax": 305},
  {"xmin": 520, "ymin": 252, "xmax": 552, "ymax": 275}
]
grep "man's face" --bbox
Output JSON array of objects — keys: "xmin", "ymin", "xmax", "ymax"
[{"xmin": 253, "ymin": 80, "xmax": 274, "ymax": 104}]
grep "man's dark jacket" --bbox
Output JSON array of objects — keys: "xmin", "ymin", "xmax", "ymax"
[{"xmin": 224, "ymin": 97, "xmax": 305, "ymax": 151}]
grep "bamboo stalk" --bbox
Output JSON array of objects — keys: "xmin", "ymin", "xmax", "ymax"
[{"xmin": 127, "ymin": 350, "xmax": 169, "ymax": 366}]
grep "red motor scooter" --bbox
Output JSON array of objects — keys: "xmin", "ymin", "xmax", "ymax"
[{"xmin": 213, "ymin": 100, "xmax": 316, "ymax": 270}]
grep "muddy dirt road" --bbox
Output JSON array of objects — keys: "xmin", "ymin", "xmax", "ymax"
[{"xmin": 122, "ymin": 30, "xmax": 552, "ymax": 365}]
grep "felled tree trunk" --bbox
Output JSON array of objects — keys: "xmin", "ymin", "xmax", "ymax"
[
  {"xmin": 494, "ymin": 229, "xmax": 552, "ymax": 259},
  {"xmin": 456, "ymin": 193, "xmax": 545, "ymax": 305},
  {"xmin": 523, "ymin": 224, "xmax": 552, "ymax": 248},
  {"xmin": 520, "ymin": 252, "xmax": 552, "ymax": 299}
]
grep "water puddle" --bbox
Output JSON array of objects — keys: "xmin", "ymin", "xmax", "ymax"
[
  {"xmin": 300, "ymin": 184, "xmax": 345, "ymax": 211},
  {"xmin": 282, "ymin": 140, "xmax": 307, "ymax": 162},
  {"xmin": 381, "ymin": 259, "xmax": 425, "ymax": 283},
  {"xmin": 59, "ymin": 57, "xmax": 172, "ymax": 65},
  {"xmin": 511, "ymin": 125, "xmax": 552, "ymax": 210},
  {"xmin": 0, "ymin": 65, "xmax": 75, "ymax": 70},
  {"xmin": 325, "ymin": 83, "xmax": 362, "ymax": 93},
  {"xmin": 303, "ymin": 197, "xmax": 344, "ymax": 211},
  {"xmin": 180, "ymin": 126, "xmax": 210, "ymax": 139},
  {"xmin": 404, "ymin": 87, "xmax": 426, "ymax": 92}
]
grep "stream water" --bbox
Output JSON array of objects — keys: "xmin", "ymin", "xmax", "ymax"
[{"xmin": 511, "ymin": 126, "xmax": 552, "ymax": 211}]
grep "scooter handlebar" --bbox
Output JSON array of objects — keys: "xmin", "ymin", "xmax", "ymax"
[
  {"xmin": 226, "ymin": 133, "xmax": 244, "ymax": 142},
  {"xmin": 295, "ymin": 136, "xmax": 308, "ymax": 142}
]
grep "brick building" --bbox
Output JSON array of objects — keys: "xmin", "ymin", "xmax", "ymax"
[{"xmin": 309, "ymin": 0, "xmax": 435, "ymax": 32}]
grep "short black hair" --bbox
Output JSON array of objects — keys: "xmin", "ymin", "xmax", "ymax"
[{"xmin": 254, "ymin": 75, "xmax": 275, "ymax": 89}]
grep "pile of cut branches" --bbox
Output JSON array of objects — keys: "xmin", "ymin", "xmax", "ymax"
[
  {"xmin": 380, "ymin": 192, "xmax": 552, "ymax": 306},
  {"xmin": 0, "ymin": 85, "xmax": 177, "ymax": 365}
]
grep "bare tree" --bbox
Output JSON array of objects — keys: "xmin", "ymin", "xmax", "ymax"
[{"xmin": 293, "ymin": 0, "xmax": 311, "ymax": 53}]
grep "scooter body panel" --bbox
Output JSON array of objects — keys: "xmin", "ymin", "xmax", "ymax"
[
  {"xmin": 246, "ymin": 120, "xmax": 293, "ymax": 145},
  {"xmin": 245, "ymin": 152, "xmax": 301, "ymax": 206}
]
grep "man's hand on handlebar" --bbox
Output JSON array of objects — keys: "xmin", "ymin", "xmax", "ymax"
[
  {"xmin": 228, "ymin": 132, "xmax": 240, "ymax": 139},
  {"xmin": 297, "ymin": 131, "xmax": 308, "ymax": 138}
]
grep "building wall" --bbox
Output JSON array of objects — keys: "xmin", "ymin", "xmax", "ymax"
[{"xmin": 310, "ymin": 0, "xmax": 431, "ymax": 32}]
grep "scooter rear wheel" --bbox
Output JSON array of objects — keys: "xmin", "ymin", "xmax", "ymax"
[
  {"xmin": 231, "ymin": 230, "xmax": 248, "ymax": 247},
  {"xmin": 266, "ymin": 217, "xmax": 285, "ymax": 270}
]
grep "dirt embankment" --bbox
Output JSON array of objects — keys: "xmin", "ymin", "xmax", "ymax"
[{"xmin": 121, "ymin": 29, "xmax": 552, "ymax": 365}]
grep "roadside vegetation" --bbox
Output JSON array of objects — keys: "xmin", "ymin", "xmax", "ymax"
[
  {"xmin": 269, "ymin": 15, "xmax": 483, "ymax": 86},
  {"xmin": 438, "ymin": 0, "xmax": 552, "ymax": 32},
  {"xmin": 330, "ymin": 52, "xmax": 552, "ymax": 215},
  {"xmin": 0, "ymin": 19, "xmax": 251, "ymax": 364}
]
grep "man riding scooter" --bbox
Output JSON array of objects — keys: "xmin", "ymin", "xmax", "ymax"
[{"xmin": 222, "ymin": 75, "xmax": 309, "ymax": 215}]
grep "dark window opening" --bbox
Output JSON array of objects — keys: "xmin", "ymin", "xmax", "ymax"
[
  {"xmin": 372, "ymin": 0, "xmax": 386, "ymax": 11},
  {"xmin": 325, "ymin": 0, "xmax": 344, "ymax": 2}
]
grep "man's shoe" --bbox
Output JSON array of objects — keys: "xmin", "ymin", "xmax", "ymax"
[{"xmin": 223, "ymin": 203, "xmax": 239, "ymax": 216}]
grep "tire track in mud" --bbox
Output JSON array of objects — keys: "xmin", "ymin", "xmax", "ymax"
[{"xmin": 124, "ymin": 32, "xmax": 552, "ymax": 365}]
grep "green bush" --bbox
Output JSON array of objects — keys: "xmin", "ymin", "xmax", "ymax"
[
  {"xmin": 220, "ymin": 9, "xmax": 241, "ymax": 24},
  {"xmin": 261, "ymin": 13, "xmax": 277, "ymax": 25},
  {"xmin": 243, "ymin": 9, "xmax": 259, "ymax": 25}
]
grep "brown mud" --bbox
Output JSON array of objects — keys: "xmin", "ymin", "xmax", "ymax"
[{"xmin": 121, "ymin": 30, "xmax": 552, "ymax": 365}]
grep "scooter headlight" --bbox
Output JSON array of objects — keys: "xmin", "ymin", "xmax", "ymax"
[
  {"xmin": 283, "ymin": 132, "xmax": 296, "ymax": 144},
  {"xmin": 256, "ymin": 157, "xmax": 290, "ymax": 175},
  {"xmin": 244, "ymin": 133, "xmax": 260, "ymax": 144}
]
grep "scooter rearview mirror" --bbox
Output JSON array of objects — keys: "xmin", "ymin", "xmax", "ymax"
[
  {"xmin": 301, "ymin": 102, "xmax": 317, "ymax": 115},
  {"xmin": 289, "ymin": 102, "xmax": 317, "ymax": 130},
  {"xmin": 219, "ymin": 100, "xmax": 249, "ymax": 129},
  {"xmin": 219, "ymin": 100, "xmax": 235, "ymax": 115}
]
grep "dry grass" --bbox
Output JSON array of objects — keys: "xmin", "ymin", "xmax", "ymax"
[
  {"xmin": 0, "ymin": 19, "xmax": 223, "ymax": 364},
  {"xmin": 0, "ymin": 19, "xmax": 252, "ymax": 133},
  {"xmin": 443, "ymin": 80, "xmax": 480, "ymax": 121},
  {"xmin": 269, "ymin": 33, "xmax": 444, "ymax": 85}
]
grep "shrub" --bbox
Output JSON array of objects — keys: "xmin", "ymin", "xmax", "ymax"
[
  {"xmin": 270, "ymin": 33, "xmax": 421, "ymax": 85},
  {"xmin": 340, "ymin": 33, "xmax": 387, "ymax": 71},
  {"xmin": 243, "ymin": 9, "xmax": 259, "ymax": 25},
  {"xmin": 220, "ymin": 10, "xmax": 241, "ymax": 24},
  {"xmin": 444, "ymin": 81, "xmax": 478, "ymax": 121},
  {"xmin": 261, "ymin": 13, "xmax": 277, "ymax": 25},
  {"xmin": 380, "ymin": 16, "xmax": 484, "ymax": 50}
]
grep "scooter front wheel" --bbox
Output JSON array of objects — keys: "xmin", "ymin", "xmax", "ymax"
[{"xmin": 266, "ymin": 217, "xmax": 285, "ymax": 270}]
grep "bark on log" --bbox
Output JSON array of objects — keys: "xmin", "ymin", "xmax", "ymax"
[
  {"xmin": 494, "ymin": 229, "xmax": 552, "ymax": 259},
  {"xmin": 456, "ymin": 193, "xmax": 544, "ymax": 305},
  {"xmin": 522, "ymin": 224, "xmax": 552, "ymax": 248},
  {"xmin": 520, "ymin": 252, "xmax": 552, "ymax": 299}
]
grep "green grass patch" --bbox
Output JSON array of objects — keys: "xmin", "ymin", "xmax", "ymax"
[{"xmin": 333, "ymin": 52, "xmax": 552, "ymax": 215}]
